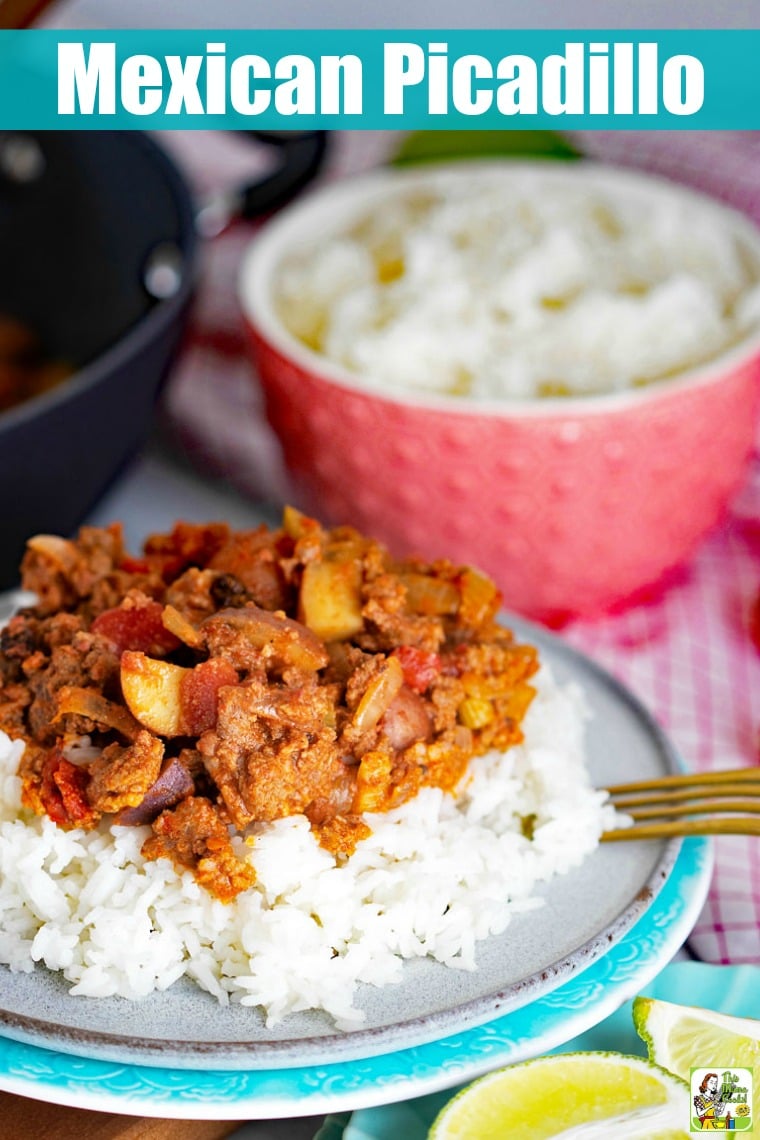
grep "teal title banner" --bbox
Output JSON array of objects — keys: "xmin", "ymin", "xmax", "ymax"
[{"xmin": 0, "ymin": 29, "xmax": 755, "ymax": 129}]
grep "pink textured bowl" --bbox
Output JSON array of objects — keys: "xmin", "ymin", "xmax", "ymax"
[{"xmin": 239, "ymin": 162, "xmax": 760, "ymax": 623}]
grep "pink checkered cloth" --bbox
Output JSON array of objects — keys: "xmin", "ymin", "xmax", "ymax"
[
  {"xmin": 159, "ymin": 129, "xmax": 760, "ymax": 967},
  {"xmin": 564, "ymin": 464, "xmax": 760, "ymax": 963}
]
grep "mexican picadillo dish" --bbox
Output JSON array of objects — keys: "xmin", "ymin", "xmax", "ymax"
[{"xmin": 0, "ymin": 509, "xmax": 616, "ymax": 1027}]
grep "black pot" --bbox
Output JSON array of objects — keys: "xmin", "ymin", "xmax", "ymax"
[{"xmin": 0, "ymin": 129, "xmax": 327, "ymax": 588}]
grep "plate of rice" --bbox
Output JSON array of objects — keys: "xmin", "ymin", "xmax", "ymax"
[{"xmin": 0, "ymin": 510, "xmax": 685, "ymax": 1071}]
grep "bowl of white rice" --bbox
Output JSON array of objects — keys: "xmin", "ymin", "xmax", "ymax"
[{"xmin": 240, "ymin": 160, "xmax": 760, "ymax": 621}]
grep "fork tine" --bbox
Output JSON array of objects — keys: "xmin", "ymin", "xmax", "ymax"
[
  {"xmin": 623, "ymin": 798, "xmax": 760, "ymax": 821},
  {"xmin": 602, "ymin": 817, "xmax": 760, "ymax": 841},
  {"xmin": 608, "ymin": 783, "xmax": 760, "ymax": 808},
  {"xmin": 605, "ymin": 768, "xmax": 760, "ymax": 796}
]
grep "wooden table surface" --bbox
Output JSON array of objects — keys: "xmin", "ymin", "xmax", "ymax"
[{"xmin": 0, "ymin": 1092, "xmax": 245, "ymax": 1140}]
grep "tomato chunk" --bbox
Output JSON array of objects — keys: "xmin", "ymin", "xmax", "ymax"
[
  {"xmin": 92, "ymin": 599, "xmax": 180, "ymax": 657},
  {"xmin": 118, "ymin": 556, "xmax": 151, "ymax": 575},
  {"xmin": 39, "ymin": 750, "xmax": 97, "ymax": 828},
  {"xmin": 180, "ymin": 658, "xmax": 239, "ymax": 735},
  {"xmin": 391, "ymin": 646, "xmax": 442, "ymax": 694},
  {"xmin": 144, "ymin": 522, "xmax": 231, "ymax": 582}
]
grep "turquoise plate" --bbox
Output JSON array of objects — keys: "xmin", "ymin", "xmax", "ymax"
[
  {"xmin": 341, "ymin": 957, "xmax": 759, "ymax": 1140},
  {"xmin": 0, "ymin": 836, "xmax": 711, "ymax": 1120}
]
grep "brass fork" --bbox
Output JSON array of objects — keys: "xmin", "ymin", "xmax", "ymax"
[{"xmin": 601, "ymin": 767, "xmax": 760, "ymax": 841}]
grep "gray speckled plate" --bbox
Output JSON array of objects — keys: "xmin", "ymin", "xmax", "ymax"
[{"xmin": 0, "ymin": 617, "xmax": 682, "ymax": 1071}]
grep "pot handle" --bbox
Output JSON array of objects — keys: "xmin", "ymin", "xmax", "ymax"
[{"xmin": 195, "ymin": 130, "xmax": 329, "ymax": 238}]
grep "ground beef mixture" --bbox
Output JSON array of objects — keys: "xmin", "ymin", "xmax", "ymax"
[{"xmin": 0, "ymin": 509, "xmax": 539, "ymax": 902}]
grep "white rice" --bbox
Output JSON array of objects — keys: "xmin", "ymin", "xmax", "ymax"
[
  {"xmin": 0, "ymin": 666, "xmax": 617, "ymax": 1028},
  {"xmin": 276, "ymin": 169, "xmax": 760, "ymax": 400}
]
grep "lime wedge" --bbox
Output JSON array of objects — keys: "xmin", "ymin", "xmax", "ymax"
[
  {"xmin": 392, "ymin": 129, "xmax": 581, "ymax": 166},
  {"xmin": 634, "ymin": 995, "xmax": 759, "ymax": 1120},
  {"xmin": 428, "ymin": 1052, "xmax": 690, "ymax": 1138}
]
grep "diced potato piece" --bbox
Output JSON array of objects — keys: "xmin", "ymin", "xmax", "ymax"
[
  {"xmin": 502, "ymin": 683, "xmax": 537, "ymax": 723},
  {"xmin": 400, "ymin": 573, "xmax": 459, "ymax": 616},
  {"xmin": 120, "ymin": 650, "xmax": 186, "ymax": 737},
  {"xmin": 299, "ymin": 559, "xmax": 364, "ymax": 641},
  {"xmin": 459, "ymin": 671, "xmax": 513, "ymax": 701},
  {"xmin": 457, "ymin": 567, "xmax": 500, "ymax": 627},
  {"xmin": 353, "ymin": 748, "xmax": 393, "ymax": 813},
  {"xmin": 282, "ymin": 504, "xmax": 321, "ymax": 540}
]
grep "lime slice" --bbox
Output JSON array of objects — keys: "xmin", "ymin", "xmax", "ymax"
[
  {"xmin": 634, "ymin": 995, "xmax": 759, "ymax": 1119},
  {"xmin": 634, "ymin": 995, "xmax": 760, "ymax": 1077},
  {"xmin": 392, "ymin": 129, "xmax": 581, "ymax": 166},
  {"xmin": 428, "ymin": 1052, "xmax": 690, "ymax": 1139}
]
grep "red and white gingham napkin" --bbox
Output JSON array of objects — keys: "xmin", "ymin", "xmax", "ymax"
[
  {"xmin": 564, "ymin": 461, "xmax": 760, "ymax": 963},
  {"xmin": 159, "ymin": 129, "xmax": 760, "ymax": 966}
]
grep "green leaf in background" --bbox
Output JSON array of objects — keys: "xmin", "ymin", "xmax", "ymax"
[{"xmin": 392, "ymin": 129, "xmax": 582, "ymax": 165}]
